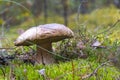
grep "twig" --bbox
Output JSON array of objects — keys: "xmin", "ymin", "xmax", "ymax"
[
  {"xmin": 95, "ymin": 19, "xmax": 120, "ymax": 36},
  {"xmin": 82, "ymin": 60, "xmax": 111, "ymax": 79},
  {"xmin": 72, "ymin": 60, "xmax": 75, "ymax": 80},
  {"xmin": 55, "ymin": 65, "xmax": 90, "ymax": 80},
  {"xmin": 0, "ymin": 0, "xmax": 37, "ymax": 26},
  {"xmin": 25, "ymin": 40, "xmax": 71, "ymax": 61},
  {"xmin": 76, "ymin": 0, "xmax": 88, "ymax": 26},
  {"xmin": 1, "ymin": 17, "xmax": 13, "ymax": 36},
  {"xmin": 0, "ymin": 1, "xmax": 25, "ymax": 15}
]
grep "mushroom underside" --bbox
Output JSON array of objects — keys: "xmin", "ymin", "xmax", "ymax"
[{"xmin": 15, "ymin": 36, "xmax": 71, "ymax": 46}]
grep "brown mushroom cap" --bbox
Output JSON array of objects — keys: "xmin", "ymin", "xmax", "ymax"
[{"xmin": 15, "ymin": 23, "xmax": 74, "ymax": 46}]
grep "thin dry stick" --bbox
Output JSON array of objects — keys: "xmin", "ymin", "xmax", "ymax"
[
  {"xmin": 89, "ymin": 19, "xmax": 120, "ymax": 47},
  {"xmin": 55, "ymin": 65, "xmax": 90, "ymax": 80},
  {"xmin": 82, "ymin": 60, "xmax": 111, "ymax": 79},
  {"xmin": 26, "ymin": 41, "xmax": 70, "ymax": 60},
  {"xmin": 0, "ymin": 0, "xmax": 37, "ymax": 26},
  {"xmin": 72, "ymin": 60, "xmax": 75, "ymax": 80},
  {"xmin": 95, "ymin": 19, "xmax": 120, "ymax": 36},
  {"xmin": 75, "ymin": 0, "xmax": 91, "ymax": 44},
  {"xmin": 76, "ymin": 0, "xmax": 88, "ymax": 26}
]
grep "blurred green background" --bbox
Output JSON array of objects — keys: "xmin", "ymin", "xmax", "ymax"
[{"xmin": 0, "ymin": 0, "xmax": 120, "ymax": 44}]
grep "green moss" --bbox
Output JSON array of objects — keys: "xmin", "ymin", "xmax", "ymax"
[{"xmin": 0, "ymin": 59, "xmax": 119, "ymax": 80}]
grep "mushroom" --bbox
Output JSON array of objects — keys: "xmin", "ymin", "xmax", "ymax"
[{"xmin": 14, "ymin": 23, "xmax": 74, "ymax": 64}]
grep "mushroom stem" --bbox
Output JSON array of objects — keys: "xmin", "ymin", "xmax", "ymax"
[{"xmin": 35, "ymin": 43, "xmax": 55, "ymax": 64}]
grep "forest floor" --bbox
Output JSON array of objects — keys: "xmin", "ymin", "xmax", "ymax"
[{"xmin": 0, "ymin": 6, "xmax": 120, "ymax": 80}]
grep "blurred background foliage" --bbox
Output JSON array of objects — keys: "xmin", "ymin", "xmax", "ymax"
[
  {"xmin": 0, "ymin": 0, "xmax": 119, "ymax": 79},
  {"xmin": 0, "ymin": 0, "xmax": 119, "ymax": 27},
  {"xmin": 0, "ymin": 0, "xmax": 119, "ymax": 49},
  {"xmin": 0, "ymin": 0, "xmax": 119, "ymax": 48}
]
